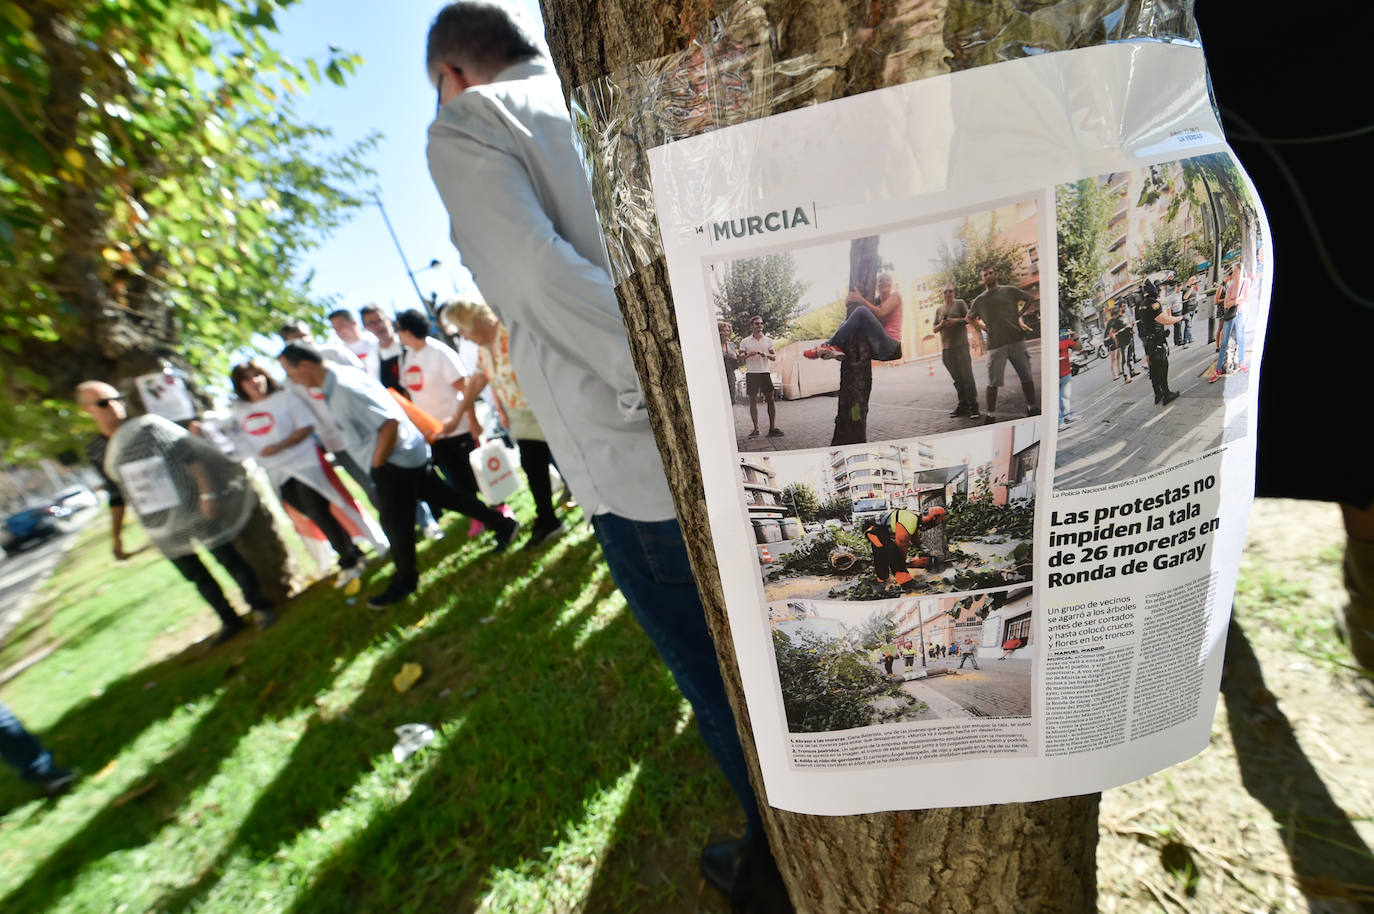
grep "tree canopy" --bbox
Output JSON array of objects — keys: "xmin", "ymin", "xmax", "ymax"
[
  {"xmin": 933, "ymin": 217, "xmax": 1026, "ymax": 304},
  {"xmin": 712, "ymin": 252, "xmax": 809, "ymax": 339},
  {"xmin": 1055, "ymin": 177, "xmax": 1115, "ymax": 329},
  {"xmin": 0, "ymin": 0, "xmax": 374, "ymax": 458}
]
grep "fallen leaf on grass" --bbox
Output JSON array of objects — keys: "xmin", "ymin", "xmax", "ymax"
[
  {"xmin": 412, "ymin": 614, "xmax": 430, "ymax": 629},
  {"xmin": 112, "ymin": 779, "xmax": 159, "ymax": 807},
  {"xmin": 92, "ymin": 760, "xmax": 119, "ymax": 782},
  {"xmin": 393, "ymin": 663, "xmax": 423, "ymax": 693}
]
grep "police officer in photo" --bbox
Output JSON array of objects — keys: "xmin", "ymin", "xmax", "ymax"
[{"xmin": 1132, "ymin": 277, "xmax": 1185, "ymax": 407}]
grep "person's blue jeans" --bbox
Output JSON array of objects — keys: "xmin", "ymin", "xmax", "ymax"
[
  {"xmin": 829, "ymin": 307, "xmax": 900, "ymax": 361},
  {"xmin": 591, "ymin": 514, "xmax": 762, "ymax": 835},
  {"xmin": 1058, "ymin": 373, "xmax": 1075, "ymax": 424},
  {"xmin": 0, "ymin": 702, "xmax": 66, "ymax": 784},
  {"xmin": 1216, "ymin": 314, "xmax": 1245, "ymax": 371}
]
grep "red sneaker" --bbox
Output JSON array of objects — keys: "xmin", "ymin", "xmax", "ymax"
[{"xmin": 803, "ymin": 343, "xmax": 844, "ymax": 360}]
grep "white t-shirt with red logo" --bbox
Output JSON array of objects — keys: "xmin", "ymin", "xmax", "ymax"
[
  {"xmin": 232, "ymin": 389, "xmax": 320, "ymax": 478},
  {"xmin": 400, "ymin": 337, "xmax": 471, "ymax": 437},
  {"xmin": 342, "ymin": 332, "xmax": 381, "ymax": 382}
]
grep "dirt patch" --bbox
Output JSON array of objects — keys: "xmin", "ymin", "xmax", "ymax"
[{"xmin": 1098, "ymin": 499, "xmax": 1374, "ymax": 913}]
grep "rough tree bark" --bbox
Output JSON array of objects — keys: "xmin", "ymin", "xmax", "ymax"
[
  {"xmin": 832, "ymin": 236, "xmax": 879, "ymax": 446},
  {"xmin": 541, "ymin": 2, "xmax": 1100, "ymax": 912}
]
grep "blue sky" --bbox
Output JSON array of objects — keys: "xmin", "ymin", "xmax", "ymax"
[{"xmin": 270, "ymin": 0, "xmax": 546, "ymax": 317}]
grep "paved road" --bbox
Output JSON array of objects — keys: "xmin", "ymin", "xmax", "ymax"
[
  {"xmin": 0, "ymin": 511, "xmax": 97, "ymax": 646},
  {"xmin": 735, "ymin": 342, "xmax": 1043, "ymax": 452},
  {"xmin": 1055, "ymin": 311, "xmax": 1254, "ymax": 489}
]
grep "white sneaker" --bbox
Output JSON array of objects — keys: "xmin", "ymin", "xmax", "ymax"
[
  {"xmin": 334, "ymin": 565, "xmax": 364, "ymax": 589},
  {"xmin": 422, "ymin": 523, "xmax": 444, "ymax": 541}
]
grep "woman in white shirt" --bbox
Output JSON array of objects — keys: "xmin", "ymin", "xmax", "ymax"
[
  {"xmin": 229, "ymin": 361, "xmax": 387, "ymax": 585},
  {"xmin": 439, "ymin": 298, "xmax": 565, "ymax": 550}
]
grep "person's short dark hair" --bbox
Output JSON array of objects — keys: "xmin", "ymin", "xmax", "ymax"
[
  {"xmin": 359, "ymin": 304, "xmax": 384, "ymax": 321},
  {"xmin": 229, "ymin": 360, "xmax": 284, "ymax": 401},
  {"xmin": 327, "ymin": 309, "xmax": 355, "ymax": 324},
  {"xmin": 396, "ymin": 309, "xmax": 431, "ymax": 338},
  {"xmin": 750, "ymin": 315, "xmax": 763, "ymax": 323},
  {"xmin": 279, "ymin": 343, "xmax": 324, "ymax": 367},
  {"xmin": 979, "ymin": 263, "xmax": 996, "ymax": 274},
  {"xmin": 280, "ymin": 320, "xmax": 309, "ymax": 339},
  {"xmin": 426, "ymin": 1, "xmax": 542, "ymax": 85}
]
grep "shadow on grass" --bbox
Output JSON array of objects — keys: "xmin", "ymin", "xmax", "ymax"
[
  {"xmin": 0, "ymin": 531, "xmax": 490, "ymax": 911},
  {"xmin": 150, "ymin": 531, "xmax": 740, "ymax": 913},
  {"xmin": 1222, "ymin": 620, "xmax": 1374, "ymax": 907}
]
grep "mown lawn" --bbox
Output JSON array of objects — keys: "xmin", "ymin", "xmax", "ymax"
[{"xmin": 0, "ymin": 497, "xmax": 739, "ymax": 913}]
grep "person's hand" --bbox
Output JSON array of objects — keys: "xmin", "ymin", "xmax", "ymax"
[
  {"xmin": 260, "ymin": 443, "xmax": 279, "ymax": 457},
  {"xmin": 198, "ymin": 493, "xmax": 220, "ymax": 521},
  {"xmin": 845, "ymin": 289, "xmax": 863, "ymax": 304},
  {"xmin": 1018, "ymin": 318, "xmax": 1031, "ymax": 333},
  {"xmin": 497, "ymin": 405, "xmax": 510, "ymax": 429}
]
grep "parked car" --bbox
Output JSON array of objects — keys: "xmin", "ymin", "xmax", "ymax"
[
  {"xmin": 2, "ymin": 505, "xmax": 65, "ymax": 551},
  {"xmin": 52, "ymin": 485, "xmax": 99, "ymax": 513}
]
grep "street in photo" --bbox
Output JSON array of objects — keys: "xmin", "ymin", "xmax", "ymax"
[{"xmin": 1053, "ymin": 153, "xmax": 1263, "ymax": 489}]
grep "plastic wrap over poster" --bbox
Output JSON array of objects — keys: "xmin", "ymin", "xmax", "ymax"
[{"xmin": 647, "ymin": 43, "xmax": 1270, "ymax": 815}]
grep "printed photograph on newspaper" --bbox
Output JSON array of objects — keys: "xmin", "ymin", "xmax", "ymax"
[
  {"xmin": 648, "ymin": 40, "xmax": 1268, "ymax": 815},
  {"xmin": 1053, "ymin": 153, "xmax": 1266, "ymax": 490}
]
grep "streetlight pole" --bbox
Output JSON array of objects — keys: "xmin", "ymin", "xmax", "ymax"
[{"xmin": 369, "ymin": 191, "xmax": 434, "ymax": 318}]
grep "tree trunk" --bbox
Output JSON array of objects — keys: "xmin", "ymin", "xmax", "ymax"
[
  {"xmin": 541, "ymin": 2, "xmax": 1101, "ymax": 910},
  {"xmin": 832, "ymin": 236, "xmax": 879, "ymax": 445}
]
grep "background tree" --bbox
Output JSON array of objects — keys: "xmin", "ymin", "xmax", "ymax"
[
  {"xmin": 712, "ymin": 252, "xmax": 809, "ymax": 339},
  {"xmin": 541, "ymin": 0, "xmax": 1193, "ymax": 908},
  {"xmin": 780, "ymin": 481, "xmax": 819, "ymax": 523},
  {"xmin": 934, "ymin": 216, "xmax": 1027, "ymax": 304},
  {"xmin": 815, "ymin": 494, "xmax": 853, "ymax": 522},
  {"xmin": 1136, "ymin": 223, "xmax": 1195, "ymax": 282},
  {"xmin": 1056, "ymin": 177, "xmax": 1115, "ymax": 333},
  {"xmin": 0, "ymin": 0, "xmax": 374, "ymax": 442},
  {"xmin": 1, "ymin": 0, "xmax": 374, "ymax": 598}
]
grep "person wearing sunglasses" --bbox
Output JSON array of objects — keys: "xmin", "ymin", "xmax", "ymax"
[{"xmin": 77, "ymin": 380, "xmax": 276, "ymax": 644}]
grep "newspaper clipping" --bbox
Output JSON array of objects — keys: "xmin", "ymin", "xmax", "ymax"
[{"xmin": 648, "ymin": 42, "xmax": 1268, "ymax": 814}]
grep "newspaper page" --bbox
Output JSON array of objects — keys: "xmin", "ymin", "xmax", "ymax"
[{"xmin": 646, "ymin": 42, "xmax": 1268, "ymax": 815}]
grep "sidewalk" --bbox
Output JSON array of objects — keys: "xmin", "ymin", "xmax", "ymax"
[
  {"xmin": 735, "ymin": 342, "xmax": 1042, "ymax": 452},
  {"xmin": 1053, "ymin": 337, "xmax": 1251, "ymax": 489},
  {"xmin": 896, "ymin": 656, "xmax": 1033, "ymax": 718}
]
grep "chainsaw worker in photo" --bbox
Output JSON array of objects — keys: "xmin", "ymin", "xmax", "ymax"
[{"xmin": 863, "ymin": 505, "xmax": 947, "ymax": 585}]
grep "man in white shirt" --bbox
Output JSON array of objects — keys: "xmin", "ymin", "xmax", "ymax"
[
  {"xmin": 279, "ymin": 321, "xmax": 378, "ymax": 505},
  {"xmin": 395, "ymin": 308, "xmax": 504, "ymax": 520},
  {"xmin": 360, "ymin": 305, "xmax": 406, "ymax": 391},
  {"xmin": 740, "ymin": 315, "xmax": 783, "ymax": 438},
  {"xmin": 330, "ymin": 309, "xmax": 381, "ymax": 379},
  {"xmin": 279, "ymin": 343, "xmax": 518, "ymax": 607},
  {"xmin": 424, "ymin": 4, "xmax": 779, "ymax": 905}
]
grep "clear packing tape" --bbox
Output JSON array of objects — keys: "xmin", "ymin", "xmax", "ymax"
[{"xmin": 569, "ymin": 0, "xmax": 1200, "ymax": 287}]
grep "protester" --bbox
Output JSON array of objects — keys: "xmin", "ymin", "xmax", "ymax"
[
  {"xmin": 359, "ymin": 305, "xmax": 445, "ymax": 541},
  {"xmin": 1058, "ymin": 330, "xmax": 1082, "ymax": 429},
  {"xmin": 932, "ymin": 283, "xmax": 979, "ymax": 418},
  {"xmin": 423, "ymin": 5, "xmax": 784, "ymax": 906},
  {"xmin": 393, "ymin": 308, "xmax": 507, "ymax": 522},
  {"xmin": 1106, "ymin": 302, "xmax": 1137, "ymax": 384},
  {"xmin": 719, "ymin": 320, "xmax": 740, "ymax": 403},
  {"xmin": 804, "ymin": 272, "xmax": 903, "ymax": 363},
  {"xmin": 958, "ymin": 637, "xmax": 980, "ymax": 670},
  {"xmin": 228, "ymin": 360, "xmax": 385, "ymax": 587},
  {"xmin": 1209, "ymin": 265, "xmax": 1251, "ymax": 383},
  {"xmin": 740, "ymin": 315, "xmax": 783, "ymax": 438},
  {"xmin": 862, "ymin": 506, "xmax": 948, "ymax": 587},
  {"xmin": 438, "ymin": 296, "xmax": 565, "ymax": 549},
  {"xmin": 968, "ymin": 264, "xmax": 1039, "ymax": 422},
  {"xmin": 77, "ymin": 380, "xmax": 276, "ymax": 643},
  {"xmin": 279, "ymin": 343, "xmax": 518, "ymax": 608},
  {"xmin": 329, "ymin": 309, "xmax": 381, "ymax": 377},
  {"xmin": 1, "ymin": 702, "xmax": 75, "ymax": 797},
  {"xmin": 276, "ymin": 322, "xmax": 380, "ymax": 504}
]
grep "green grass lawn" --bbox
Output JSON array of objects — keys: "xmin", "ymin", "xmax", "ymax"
[{"xmin": 0, "ymin": 499, "xmax": 739, "ymax": 913}]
